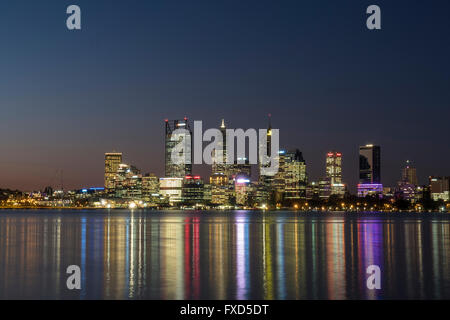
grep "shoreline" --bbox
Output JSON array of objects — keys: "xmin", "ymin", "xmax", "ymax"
[{"xmin": 0, "ymin": 207, "xmax": 447, "ymax": 214}]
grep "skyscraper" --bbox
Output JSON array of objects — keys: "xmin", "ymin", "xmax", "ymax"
[
  {"xmin": 358, "ymin": 144, "xmax": 382, "ymax": 197},
  {"xmin": 359, "ymin": 144, "xmax": 381, "ymax": 184},
  {"xmin": 284, "ymin": 149, "xmax": 307, "ymax": 200},
  {"xmin": 212, "ymin": 119, "xmax": 228, "ymax": 175},
  {"xmin": 258, "ymin": 115, "xmax": 275, "ymax": 203},
  {"xmin": 326, "ymin": 151, "xmax": 345, "ymax": 197},
  {"xmin": 326, "ymin": 151, "xmax": 342, "ymax": 185},
  {"xmin": 165, "ymin": 118, "xmax": 192, "ymax": 178},
  {"xmin": 104, "ymin": 152, "xmax": 122, "ymax": 192},
  {"xmin": 402, "ymin": 160, "xmax": 418, "ymax": 186},
  {"xmin": 429, "ymin": 176, "xmax": 450, "ymax": 201}
]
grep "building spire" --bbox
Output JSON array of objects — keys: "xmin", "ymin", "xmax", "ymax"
[
  {"xmin": 268, "ymin": 113, "xmax": 272, "ymax": 130},
  {"xmin": 221, "ymin": 119, "xmax": 226, "ymax": 129}
]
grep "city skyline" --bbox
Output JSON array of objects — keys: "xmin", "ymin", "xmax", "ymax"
[
  {"xmin": 0, "ymin": 116, "xmax": 448, "ymax": 193},
  {"xmin": 1, "ymin": 1, "xmax": 449, "ymax": 191}
]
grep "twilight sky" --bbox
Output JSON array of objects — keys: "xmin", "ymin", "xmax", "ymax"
[{"xmin": 0, "ymin": 0, "xmax": 449, "ymax": 191}]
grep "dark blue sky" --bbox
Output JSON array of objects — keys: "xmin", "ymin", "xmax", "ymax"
[{"xmin": 0, "ymin": 0, "xmax": 449, "ymax": 191}]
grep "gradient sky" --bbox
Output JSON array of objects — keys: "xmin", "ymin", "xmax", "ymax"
[{"xmin": 0, "ymin": 0, "xmax": 449, "ymax": 191}]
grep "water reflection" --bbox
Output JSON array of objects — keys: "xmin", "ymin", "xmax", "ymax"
[{"xmin": 0, "ymin": 210, "xmax": 449, "ymax": 299}]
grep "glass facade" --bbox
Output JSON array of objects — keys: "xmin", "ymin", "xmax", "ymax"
[
  {"xmin": 359, "ymin": 144, "xmax": 381, "ymax": 184},
  {"xmin": 165, "ymin": 119, "xmax": 192, "ymax": 178}
]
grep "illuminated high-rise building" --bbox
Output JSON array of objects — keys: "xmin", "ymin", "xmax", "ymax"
[
  {"xmin": 159, "ymin": 177, "xmax": 183, "ymax": 204},
  {"xmin": 234, "ymin": 174, "xmax": 254, "ymax": 207},
  {"xmin": 273, "ymin": 150, "xmax": 287, "ymax": 202},
  {"xmin": 114, "ymin": 163, "xmax": 143, "ymax": 199},
  {"xmin": 210, "ymin": 173, "xmax": 229, "ymax": 205},
  {"xmin": 142, "ymin": 173, "xmax": 159, "ymax": 195},
  {"xmin": 429, "ymin": 176, "xmax": 450, "ymax": 201},
  {"xmin": 182, "ymin": 175, "xmax": 205, "ymax": 206},
  {"xmin": 165, "ymin": 118, "xmax": 192, "ymax": 178},
  {"xmin": 283, "ymin": 149, "xmax": 307, "ymax": 200},
  {"xmin": 212, "ymin": 119, "xmax": 228, "ymax": 175},
  {"xmin": 210, "ymin": 120, "xmax": 230, "ymax": 206},
  {"xmin": 326, "ymin": 151, "xmax": 345, "ymax": 197},
  {"xmin": 228, "ymin": 157, "xmax": 252, "ymax": 179},
  {"xmin": 258, "ymin": 115, "xmax": 275, "ymax": 204},
  {"xmin": 104, "ymin": 152, "xmax": 122, "ymax": 192},
  {"xmin": 326, "ymin": 151, "xmax": 342, "ymax": 185},
  {"xmin": 359, "ymin": 144, "xmax": 381, "ymax": 184},
  {"xmin": 402, "ymin": 160, "xmax": 418, "ymax": 186},
  {"xmin": 358, "ymin": 144, "xmax": 382, "ymax": 197}
]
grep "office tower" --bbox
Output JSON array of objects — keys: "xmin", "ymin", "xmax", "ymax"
[
  {"xmin": 273, "ymin": 150, "xmax": 287, "ymax": 202},
  {"xmin": 234, "ymin": 174, "xmax": 254, "ymax": 207},
  {"xmin": 359, "ymin": 144, "xmax": 381, "ymax": 184},
  {"xmin": 319, "ymin": 177, "xmax": 331, "ymax": 199},
  {"xmin": 142, "ymin": 173, "xmax": 159, "ymax": 195},
  {"xmin": 402, "ymin": 160, "xmax": 418, "ymax": 186},
  {"xmin": 306, "ymin": 181, "xmax": 320, "ymax": 200},
  {"xmin": 104, "ymin": 152, "xmax": 122, "ymax": 192},
  {"xmin": 159, "ymin": 177, "xmax": 184, "ymax": 204},
  {"xmin": 429, "ymin": 176, "xmax": 450, "ymax": 201},
  {"xmin": 212, "ymin": 119, "xmax": 228, "ymax": 175},
  {"xmin": 258, "ymin": 115, "xmax": 275, "ymax": 204},
  {"xmin": 165, "ymin": 118, "xmax": 192, "ymax": 178},
  {"xmin": 210, "ymin": 120, "xmax": 230, "ymax": 205},
  {"xmin": 210, "ymin": 173, "xmax": 229, "ymax": 205},
  {"xmin": 141, "ymin": 173, "xmax": 160, "ymax": 205},
  {"xmin": 114, "ymin": 163, "xmax": 142, "ymax": 199},
  {"xmin": 358, "ymin": 144, "xmax": 382, "ymax": 197},
  {"xmin": 182, "ymin": 175, "xmax": 205, "ymax": 206},
  {"xmin": 326, "ymin": 151, "xmax": 342, "ymax": 184},
  {"xmin": 228, "ymin": 157, "xmax": 252, "ymax": 179},
  {"xmin": 259, "ymin": 115, "xmax": 274, "ymax": 180},
  {"xmin": 283, "ymin": 149, "xmax": 307, "ymax": 200},
  {"xmin": 326, "ymin": 151, "xmax": 345, "ymax": 197}
]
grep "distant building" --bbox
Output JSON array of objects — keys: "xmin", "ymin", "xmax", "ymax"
[
  {"xmin": 319, "ymin": 178, "xmax": 331, "ymax": 199},
  {"xmin": 326, "ymin": 151, "xmax": 342, "ymax": 185},
  {"xmin": 402, "ymin": 160, "xmax": 418, "ymax": 186},
  {"xmin": 212, "ymin": 119, "xmax": 228, "ymax": 176},
  {"xmin": 159, "ymin": 177, "xmax": 183, "ymax": 204},
  {"xmin": 142, "ymin": 173, "xmax": 159, "ymax": 201},
  {"xmin": 383, "ymin": 187, "xmax": 395, "ymax": 198},
  {"xmin": 358, "ymin": 144, "xmax": 382, "ymax": 197},
  {"xmin": 210, "ymin": 173, "xmax": 229, "ymax": 205},
  {"xmin": 326, "ymin": 151, "xmax": 345, "ymax": 198},
  {"xmin": 114, "ymin": 163, "xmax": 142, "ymax": 199},
  {"xmin": 258, "ymin": 116, "xmax": 275, "ymax": 203},
  {"xmin": 359, "ymin": 144, "xmax": 381, "ymax": 184},
  {"xmin": 228, "ymin": 157, "xmax": 252, "ymax": 179},
  {"xmin": 165, "ymin": 118, "xmax": 192, "ymax": 178},
  {"xmin": 396, "ymin": 160, "xmax": 419, "ymax": 202},
  {"xmin": 357, "ymin": 184, "xmax": 383, "ymax": 198},
  {"xmin": 234, "ymin": 174, "xmax": 254, "ymax": 207},
  {"xmin": 306, "ymin": 181, "xmax": 320, "ymax": 200},
  {"xmin": 203, "ymin": 184, "xmax": 212, "ymax": 204},
  {"xmin": 283, "ymin": 149, "xmax": 307, "ymax": 200},
  {"xmin": 429, "ymin": 176, "xmax": 450, "ymax": 201},
  {"xmin": 272, "ymin": 150, "xmax": 287, "ymax": 203},
  {"xmin": 182, "ymin": 175, "xmax": 205, "ymax": 206},
  {"xmin": 396, "ymin": 182, "xmax": 417, "ymax": 202},
  {"xmin": 104, "ymin": 152, "xmax": 122, "ymax": 192}
]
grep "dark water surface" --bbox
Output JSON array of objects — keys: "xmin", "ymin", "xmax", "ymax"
[{"xmin": 0, "ymin": 210, "xmax": 449, "ymax": 300}]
